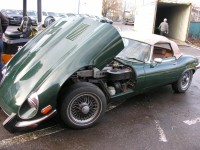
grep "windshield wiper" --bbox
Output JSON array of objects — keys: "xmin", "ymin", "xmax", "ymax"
[
  {"xmin": 116, "ymin": 56, "xmax": 144, "ymax": 63},
  {"xmin": 115, "ymin": 56, "xmax": 124, "ymax": 60},
  {"xmin": 127, "ymin": 57, "xmax": 144, "ymax": 63}
]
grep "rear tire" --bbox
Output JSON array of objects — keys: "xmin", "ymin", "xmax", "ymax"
[
  {"xmin": 60, "ymin": 82, "xmax": 107, "ymax": 129},
  {"xmin": 172, "ymin": 70, "xmax": 193, "ymax": 93}
]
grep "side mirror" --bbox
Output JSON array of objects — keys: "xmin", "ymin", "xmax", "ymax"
[{"xmin": 154, "ymin": 58, "xmax": 163, "ymax": 63}]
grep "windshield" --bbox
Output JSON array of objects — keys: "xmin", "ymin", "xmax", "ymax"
[
  {"xmin": 6, "ymin": 10, "xmax": 21, "ymax": 15},
  {"xmin": 116, "ymin": 38, "xmax": 151, "ymax": 62}
]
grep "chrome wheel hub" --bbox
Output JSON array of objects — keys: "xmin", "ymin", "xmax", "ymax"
[
  {"xmin": 69, "ymin": 93, "xmax": 101, "ymax": 124},
  {"xmin": 80, "ymin": 103, "xmax": 90, "ymax": 114}
]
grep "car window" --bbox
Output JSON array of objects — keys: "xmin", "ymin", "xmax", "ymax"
[
  {"xmin": 152, "ymin": 43, "xmax": 173, "ymax": 60},
  {"xmin": 5, "ymin": 9, "xmax": 21, "ymax": 15},
  {"xmin": 117, "ymin": 38, "xmax": 151, "ymax": 62}
]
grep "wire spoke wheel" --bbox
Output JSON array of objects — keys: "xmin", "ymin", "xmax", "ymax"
[
  {"xmin": 68, "ymin": 93, "xmax": 101, "ymax": 125},
  {"xmin": 172, "ymin": 70, "xmax": 193, "ymax": 93},
  {"xmin": 180, "ymin": 71, "xmax": 191, "ymax": 90},
  {"xmin": 61, "ymin": 82, "xmax": 106, "ymax": 129}
]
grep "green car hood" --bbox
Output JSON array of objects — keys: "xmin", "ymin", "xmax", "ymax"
[{"xmin": 0, "ymin": 17, "xmax": 124, "ymax": 115}]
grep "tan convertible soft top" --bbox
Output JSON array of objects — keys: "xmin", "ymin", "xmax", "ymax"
[{"xmin": 120, "ymin": 31, "xmax": 182, "ymax": 59}]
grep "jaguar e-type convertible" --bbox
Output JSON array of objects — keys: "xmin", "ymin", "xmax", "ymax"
[{"xmin": 0, "ymin": 17, "xmax": 199, "ymax": 132}]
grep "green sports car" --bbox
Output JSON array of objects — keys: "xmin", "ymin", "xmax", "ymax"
[{"xmin": 0, "ymin": 17, "xmax": 199, "ymax": 132}]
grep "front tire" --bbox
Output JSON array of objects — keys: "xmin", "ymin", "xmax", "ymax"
[
  {"xmin": 172, "ymin": 70, "xmax": 193, "ymax": 93},
  {"xmin": 60, "ymin": 82, "xmax": 107, "ymax": 129}
]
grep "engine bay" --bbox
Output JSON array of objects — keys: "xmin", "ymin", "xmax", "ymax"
[{"xmin": 71, "ymin": 61, "xmax": 135, "ymax": 96}]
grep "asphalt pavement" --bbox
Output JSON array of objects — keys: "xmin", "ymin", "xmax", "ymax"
[{"xmin": 0, "ymin": 23, "xmax": 200, "ymax": 150}]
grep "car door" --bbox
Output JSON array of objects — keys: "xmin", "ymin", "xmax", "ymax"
[{"xmin": 144, "ymin": 42, "xmax": 179, "ymax": 90}]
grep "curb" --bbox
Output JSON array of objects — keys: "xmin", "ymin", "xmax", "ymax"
[
  {"xmin": 188, "ymin": 44, "xmax": 200, "ymax": 51},
  {"xmin": 185, "ymin": 40, "xmax": 200, "ymax": 51},
  {"xmin": 178, "ymin": 43, "xmax": 200, "ymax": 51}
]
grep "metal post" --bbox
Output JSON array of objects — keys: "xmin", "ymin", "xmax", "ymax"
[
  {"xmin": 37, "ymin": 0, "xmax": 42, "ymax": 31},
  {"xmin": 78, "ymin": 0, "xmax": 80, "ymax": 14},
  {"xmin": 123, "ymin": 0, "xmax": 126, "ymax": 19},
  {"xmin": 23, "ymin": 0, "xmax": 27, "ymax": 17},
  {"xmin": 37, "ymin": 0, "xmax": 42, "ymax": 22}
]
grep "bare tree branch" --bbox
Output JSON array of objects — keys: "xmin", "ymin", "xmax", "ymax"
[{"xmin": 102, "ymin": 0, "xmax": 123, "ymax": 19}]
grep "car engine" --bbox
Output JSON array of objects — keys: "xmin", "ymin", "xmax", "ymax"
[{"xmin": 71, "ymin": 61, "xmax": 135, "ymax": 96}]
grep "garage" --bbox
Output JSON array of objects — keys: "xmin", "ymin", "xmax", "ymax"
[{"xmin": 134, "ymin": 0, "xmax": 192, "ymax": 41}]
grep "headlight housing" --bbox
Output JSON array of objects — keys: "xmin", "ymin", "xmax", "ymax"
[{"xmin": 19, "ymin": 92, "xmax": 39, "ymax": 119}]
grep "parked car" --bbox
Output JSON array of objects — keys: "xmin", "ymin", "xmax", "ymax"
[
  {"xmin": 66, "ymin": 13, "xmax": 76, "ymax": 17},
  {"xmin": 1, "ymin": 9, "xmax": 23, "ymax": 25},
  {"xmin": 42, "ymin": 11, "xmax": 61, "ymax": 21},
  {"xmin": 27, "ymin": 10, "xmax": 38, "ymax": 26},
  {"xmin": 76, "ymin": 14, "xmax": 90, "ymax": 18},
  {"xmin": 18, "ymin": 10, "xmax": 38, "ymax": 26},
  {"xmin": 0, "ymin": 17, "xmax": 199, "ymax": 132},
  {"xmin": 41, "ymin": 11, "xmax": 61, "ymax": 24},
  {"xmin": 104, "ymin": 17, "xmax": 113, "ymax": 24},
  {"xmin": 58, "ymin": 13, "xmax": 66, "ymax": 18},
  {"xmin": 123, "ymin": 17, "xmax": 134, "ymax": 25},
  {"xmin": 95, "ymin": 16, "xmax": 107, "ymax": 23}
]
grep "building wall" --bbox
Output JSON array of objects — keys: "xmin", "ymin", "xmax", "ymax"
[
  {"xmin": 191, "ymin": 7, "xmax": 200, "ymax": 22},
  {"xmin": 189, "ymin": 22, "xmax": 200, "ymax": 38},
  {"xmin": 134, "ymin": 0, "xmax": 192, "ymax": 6}
]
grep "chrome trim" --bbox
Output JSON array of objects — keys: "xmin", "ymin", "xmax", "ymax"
[
  {"xmin": 15, "ymin": 110, "xmax": 56, "ymax": 128},
  {"xmin": 3, "ymin": 113, "xmax": 16, "ymax": 126},
  {"xmin": 0, "ymin": 66, "xmax": 7, "ymax": 85},
  {"xmin": 18, "ymin": 92, "xmax": 39, "ymax": 120},
  {"xmin": 0, "ymin": 106, "xmax": 9, "ymax": 116},
  {"xmin": 148, "ymin": 45, "xmax": 154, "ymax": 63}
]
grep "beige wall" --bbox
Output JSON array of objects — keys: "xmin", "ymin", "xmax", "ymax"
[
  {"xmin": 134, "ymin": 3, "xmax": 157, "ymax": 33},
  {"xmin": 167, "ymin": 5, "xmax": 191, "ymax": 41}
]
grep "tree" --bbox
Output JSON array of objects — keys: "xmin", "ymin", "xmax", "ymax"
[{"xmin": 102, "ymin": 0, "xmax": 123, "ymax": 20}]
